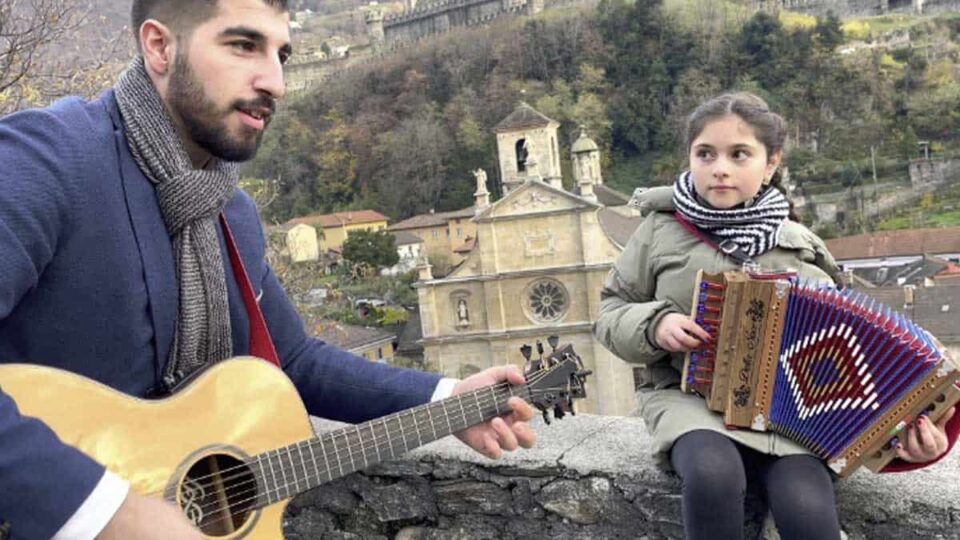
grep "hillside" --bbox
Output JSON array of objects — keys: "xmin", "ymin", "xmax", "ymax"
[{"xmin": 242, "ymin": 1, "xmax": 960, "ymax": 240}]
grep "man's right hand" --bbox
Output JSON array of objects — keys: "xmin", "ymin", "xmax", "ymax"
[{"xmin": 97, "ymin": 491, "xmax": 203, "ymax": 539}]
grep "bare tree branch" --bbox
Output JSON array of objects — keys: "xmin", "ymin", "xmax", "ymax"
[{"xmin": 0, "ymin": 0, "xmax": 123, "ymax": 114}]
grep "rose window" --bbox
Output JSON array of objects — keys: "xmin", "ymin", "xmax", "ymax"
[{"xmin": 526, "ymin": 279, "xmax": 568, "ymax": 322}]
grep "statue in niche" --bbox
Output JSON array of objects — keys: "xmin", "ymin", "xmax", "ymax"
[{"xmin": 456, "ymin": 298, "xmax": 469, "ymax": 325}]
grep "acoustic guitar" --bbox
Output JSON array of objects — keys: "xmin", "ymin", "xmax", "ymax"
[{"xmin": 0, "ymin": 343, "xmax": 589, "ymax": 538}]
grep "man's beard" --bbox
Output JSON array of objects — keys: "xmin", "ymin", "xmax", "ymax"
[{"xmin": 167, "ymin": 52, "xmax": 274, "ymax": 163}]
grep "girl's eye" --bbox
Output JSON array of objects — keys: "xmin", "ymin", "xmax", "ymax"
[
  {"xmin": 696, "ymin": 150, "xmax": 714, "ymax": 159},
  {"xmin": 733, "ymin": 150, "xmax": 749, "ymax": 160}
]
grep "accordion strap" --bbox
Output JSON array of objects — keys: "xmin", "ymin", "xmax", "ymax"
[{"xmin": 674, "ymin": 212, "xmax": 755, "ymax": 267}]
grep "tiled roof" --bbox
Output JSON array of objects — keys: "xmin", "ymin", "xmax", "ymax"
[
  {"xmin": 285, "ymin": 210, "xmax": 389, "ymax": 229},
  {"xmin": 396, "ymin": 312, "xmax": 424, "ymax": 356},
  {"xmin": 593, "ymin": 184, "xmax": 631, "ymax": 207},
  {"xmin": 453, "ymin": 236, "xmax": 477, "ymax": 253},
  {"xmin": 850, "ymin": 283, "xmax": 960, "ymax": 342},
  {"xmin": 851, "ymin": 255, "xmax": 952, "ymax": 287},
  {"xmin": 392, "ymin": 230, "xmax": 423, "ymax": 246},
  {"xmin": 388, "ymin": 207, "xmax": 475, "ymax": 231},
  {"xmin": 598, "ymin": 207, "xmax": 644, "ymax": 249},
  {"xmin": 494, "ymin": 102, "xmax": 557, "ymax": 133},
  {"xmin": 825, "ymin": 226, "xmax": 960, "ymax": 261},
  {"xmin": 311, "ymin": 320, "xmax": 395, "ymax": 351}
]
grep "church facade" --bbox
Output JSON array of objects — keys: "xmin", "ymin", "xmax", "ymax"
[{"xmin": 414, "ymin": 103, "xmax": 642, "ymax": 415}]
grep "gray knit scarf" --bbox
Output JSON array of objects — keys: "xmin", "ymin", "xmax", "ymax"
[
  {"xmin": 114, "ymin": 58, "xmax": 237, "ymax": 386},
  {"xmin": 672, "ymin": 170, "xmax": 790, "ymax": 258}
]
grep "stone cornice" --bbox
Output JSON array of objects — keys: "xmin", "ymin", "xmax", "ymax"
[
  {"xmin": 414, "ymin": 262, "xmax": 612, "ymax": 287},
  {"xmin": 419, "ymin": 321, "xmax": 594, "ymax": 345},
  {"xmin": 473, "ymin": 205, "xmax": 597, "ymax": 224}
]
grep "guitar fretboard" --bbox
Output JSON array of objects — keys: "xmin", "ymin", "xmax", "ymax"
[{"xmin": 250, "ymin": 382, "xmax": 524, "ymax": 507}]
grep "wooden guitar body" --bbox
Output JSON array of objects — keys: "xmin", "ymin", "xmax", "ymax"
[
  {"xmin": 0, "ymin": 358, "xmax": 308, "ymax": 538},
  {"xmin": 0, "ymin": 344, "xmax": 591, "ymax": 538}
]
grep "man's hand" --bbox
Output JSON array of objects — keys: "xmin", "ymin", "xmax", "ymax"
[
  {"xmin": 452, "ymin": 365, "xmax": 536, "ymax": 459},
  {"xmin": 97, "ymin": 491, "xmax": 203, "ymax": 539},
  {"xmin": 654, "ymin": 313, "xmax": 711, "ymax": 353},
  {"xmin": 895, "ymin": 406, "xmax": 956, "ymax": 463}
]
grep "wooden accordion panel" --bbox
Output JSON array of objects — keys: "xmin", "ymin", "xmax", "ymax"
[{"xmin": 682, "ymin": 270, "xmax": 960, "ymax": 477}]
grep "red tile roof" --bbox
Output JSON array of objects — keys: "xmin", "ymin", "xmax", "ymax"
[
  {"xmin": 494, "ymin": 102, "xmax": 557, "ymax": 133},
  {"xmin": 825, "ymin": 226, "xmax": 960, "ymax": 260},
  {"xmin": 311, "ymin": 319, "xmax": 395, "ymax": 351},
  {"xmin": 285, "ymin": 210, "xmax": 389, "ymax": 229},
  {"xmin": 454, "ymin": 236, "xmax": 477, "ymax": 253},
  {"xmin": 388, "ymin": 207, "xmax": 476, "ymax": 231}
]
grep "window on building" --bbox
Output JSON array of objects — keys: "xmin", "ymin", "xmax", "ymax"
[
  {"xmin": 377, "ymin": 348, "xmax": 383, "ymax": 359},
  {"xmin": 457, "ymin": 228, "xmax": 462, "ymax": 237},
  {"xmin": 516, "ymin": 138, "xmax": 528, "ymax": 172},
  {"xmin": 524, "ymin": 278, "xmax": 570, "ymax": 323},
  {"xmin": 432, "ymin": 230, "xmax": 439, "ymax": 238}
]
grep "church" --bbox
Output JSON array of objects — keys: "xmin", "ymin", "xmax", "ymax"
[{"xmin": 413, "ymin": 103, "xmax": 643, "ymax": 415}]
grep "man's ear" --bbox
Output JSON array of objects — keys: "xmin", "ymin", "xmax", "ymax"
[{"xmin": 140, "ymin": 20, "xmax": 176, "ymax": 76}]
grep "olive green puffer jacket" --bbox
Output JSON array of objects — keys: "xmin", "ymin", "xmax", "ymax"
[{"xmin": 594, "ymin": 186, "xmax": 842, "ymax": 467}]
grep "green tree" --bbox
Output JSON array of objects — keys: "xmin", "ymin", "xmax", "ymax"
[
  {"xmin": 341, "ymin": 229, "xmax": 400, "ymax": 269},
  {"xmin": 739, "ymin": 11, "xmax": 790, "ymax": 89},
  {"xmin": 813, "ymin": 12, "xmax": 844, "ymax": 52}
]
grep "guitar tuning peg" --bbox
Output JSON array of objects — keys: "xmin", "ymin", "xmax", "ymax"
[
  {"xmin": 547, "ymin": 335, "xmax": 559, "ymax": 351},
  {"xmin": 520, "ymin": 344, "xmax": 532, "ymax": 361},
  {"xmin": 541, "ymin": 408, "xmax": 551, "ymax": 425},
  {"xmin": 536, "ymin": 340, "xmax": 544, "ymax": 358},
  {"xmin": 553, "ymin": 403, "xmax": 566, "ymax": 420}
]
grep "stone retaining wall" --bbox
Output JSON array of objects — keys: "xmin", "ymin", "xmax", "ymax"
[{"xmin": 283, "ymin": 415, "xmax": 960, "ymax": 539}]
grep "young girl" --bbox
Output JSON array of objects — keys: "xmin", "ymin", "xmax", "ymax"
[{"xmin": 594, "ymin": 92, "xmax": 959, "ymax": 540}]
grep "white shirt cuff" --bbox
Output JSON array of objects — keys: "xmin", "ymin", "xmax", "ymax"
[
  {"xmin": 430, "ymin": 378, "xmax": 459, "ymax": 402},
  {"xmin": 53, "ymin": 469, "xmax": 130, "ymax": 540}
]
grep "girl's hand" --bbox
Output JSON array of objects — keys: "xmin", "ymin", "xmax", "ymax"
[
  {"xmin": 654, "ymin": 313, "xmax": 711, "ymax": 353},
  {"xmin": 895, "ymin": 406, "xmax": 956, "ymax": 463}
]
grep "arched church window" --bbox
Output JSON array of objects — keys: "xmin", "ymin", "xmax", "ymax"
[
  {"xmin": 524, "ymin": 279, "xmax": 569, "ymax": 323},
  {"xmin": 516, "ymin": 138, "xmax": 528, "ymax": 172}
]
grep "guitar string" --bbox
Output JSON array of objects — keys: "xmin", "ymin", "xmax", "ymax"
[
  {"xmin": 180, "ymin": 384, "xmax": 569, "ymax": 530},
  {"xmin": 145, "ymin": 376, "xmax": 521, "ymax": 499},
  {"xmin": 173, "ymin": 379, "xmax": 559, "ymax": 518},
  {"xmin": 142, "ymin": 366, "xmax": 568, "ymax": 512},
  {"xmin": 152, "ymin": 365, "xmax": 562, "ymax": 498},
  {"xmin": 190, "ymin": 386, "xmax": 571, "ymax": 532}
]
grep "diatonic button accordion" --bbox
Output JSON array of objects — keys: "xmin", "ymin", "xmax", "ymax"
[{"xmin": 682, "ymin": 270, "xmax": 960, "ymax": 477}]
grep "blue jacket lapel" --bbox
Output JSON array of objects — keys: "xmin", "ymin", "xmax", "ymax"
[{"xmin": 105, "ymin": 90, "xmax": 178, "ymax": 381}]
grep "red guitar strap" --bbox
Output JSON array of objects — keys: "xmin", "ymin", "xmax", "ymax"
[{"xmin": 219, "ymin": 213, "xmax": 281, "ymax": 368}]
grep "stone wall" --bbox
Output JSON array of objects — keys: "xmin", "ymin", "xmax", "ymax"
[
  {"xmin": 910, "ymin": 157, "xmax": 960, "ymax": 187},
  {"xmin": 284, "ymin": 415, "xmax": 960, "ymax": 539},
  {"xmin": 761, "ymin": 0, "xmax": 960, "ymax": 17}
]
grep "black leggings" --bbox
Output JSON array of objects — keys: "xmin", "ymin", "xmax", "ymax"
[{"xmin": 670, "ymin": 430, "xmax": 841, "ymax": 540}]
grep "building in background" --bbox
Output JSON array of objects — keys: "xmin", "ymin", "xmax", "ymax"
[
  {"xmin": 312, "ymin": 319, "xmax": 397, "ymax": 363},
  {"xmin": 413, "ymin": 103, "xmax": 640, "ymax": 415},
  {"xmin": 284, "ymin": 210, "xmax": 390, "ymax": 255}
]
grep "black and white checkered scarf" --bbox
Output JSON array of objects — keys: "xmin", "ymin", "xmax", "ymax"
[{"xmin": 672, "ymin": 170, "xmax": 790, "ymax": 258}]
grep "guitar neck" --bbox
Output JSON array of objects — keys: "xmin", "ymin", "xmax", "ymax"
[{"xmin": 250, "ymin": 381, "xmax": 524, "ymax": 506}]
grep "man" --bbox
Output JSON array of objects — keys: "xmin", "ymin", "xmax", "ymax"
[{"xmin": 0, "ymin": 0, "xmax": 535, "ymax": 537}]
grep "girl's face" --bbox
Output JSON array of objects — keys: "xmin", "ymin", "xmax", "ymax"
[{"xmin": 688, "ymin": 114, "xmax": 781, "ymax": 209}]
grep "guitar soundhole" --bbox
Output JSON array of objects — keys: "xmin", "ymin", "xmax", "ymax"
[{"xmin": 179, "ymin": 454, "xmax": 256, "ymax": 536}]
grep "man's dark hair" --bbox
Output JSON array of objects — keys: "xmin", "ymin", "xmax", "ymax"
[{"xmin": 131, "ymin": 0, "xmax": 289, "ymax": 45}]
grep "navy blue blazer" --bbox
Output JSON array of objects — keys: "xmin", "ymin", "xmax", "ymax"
[{"xmin": 0, "ymin": 91, "xmax": 441, "ymax": 538}]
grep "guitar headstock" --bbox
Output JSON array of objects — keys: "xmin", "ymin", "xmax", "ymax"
[{"xmin": 520, "ymin": 336, "xmax": 591, "ymax": 424}]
